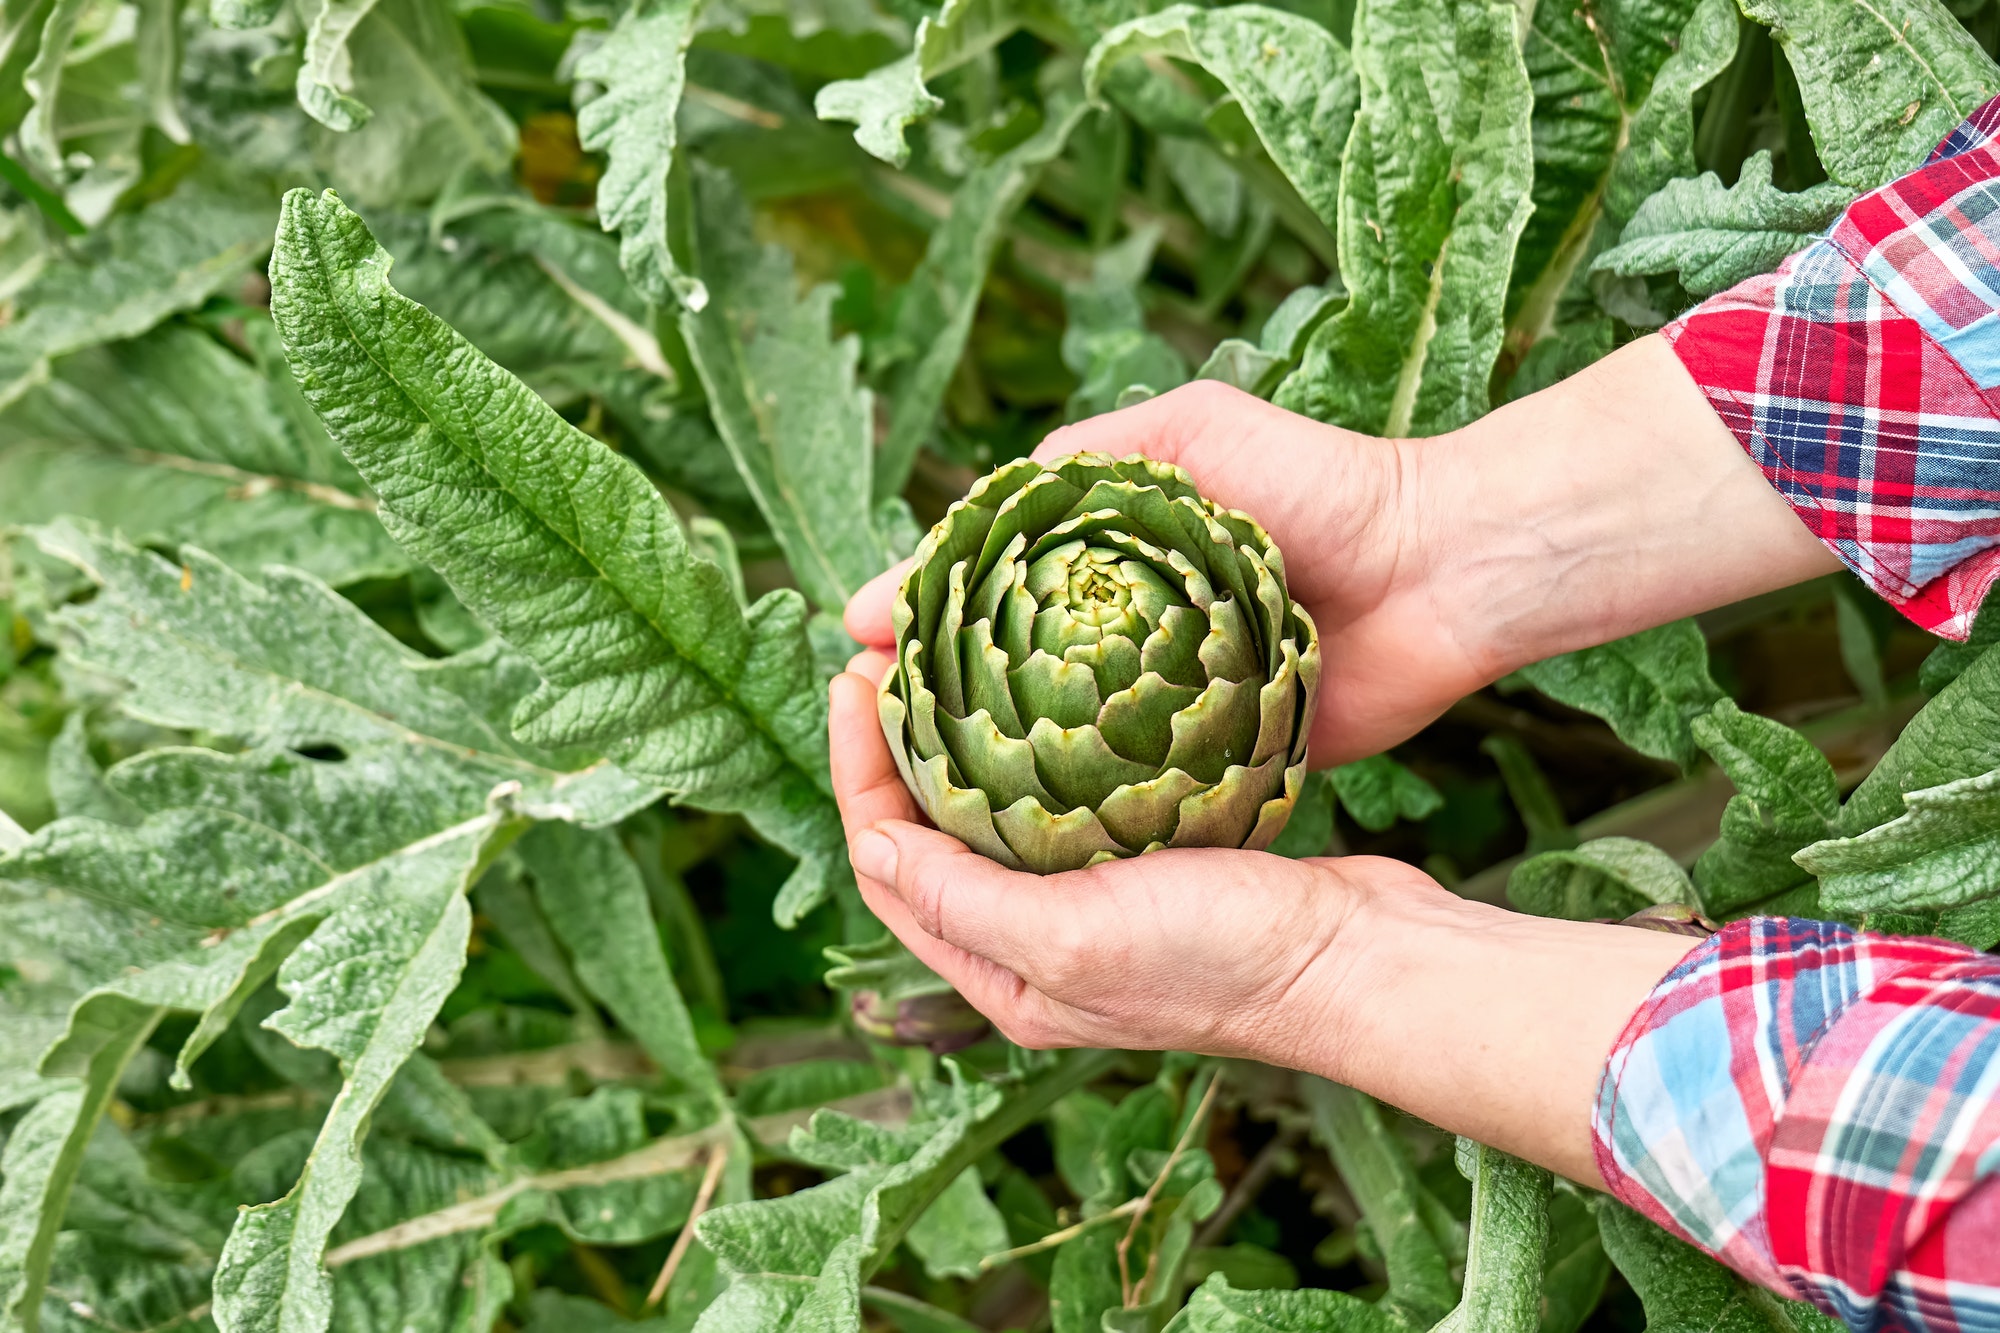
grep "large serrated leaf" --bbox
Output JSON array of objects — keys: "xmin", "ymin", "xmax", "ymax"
[
  {"xmin": 1518, "ymin": 621, "xmax": 1725, "ymax": 770},
  {"xmin": 1084, "ymin": 5, "xmax": 1357, "ymax": 233},
  {"xmin": 209, "ymin": 814, "xmax": 496, "ymax": 1333},
  {"xmin": 1509, "ymin": 836, "xmax": 1692, "ymax": 921},
  {"xmin": 1597, "ymin": 1201, "xmax": 1843, "ymax": 1332},
  {"xmin": 813, "ymin": 0, "xmax": 1022, "ymax": 166},
  {"xmin": 0, "ymin": 323, "xmax": 404, "ymax": 588},
  {"xmin": 29, "ymin": 522, "xmax": 656, "ymax": 826},
  {"xmin": 0, "ymin": 186, "xmax": 273, "ymax": 411},
  {"xmin": 1273, "ymin": 0, "xmax": 1534, "ymax": 437},
  {"xmin": 1798, "ymin": 766, "xmax": 2000, "ymax": 913},
  {"xmin": 677, "ymin": 163, "xmax": 891, "ymax": 612},
  {"xmin": 573, "ymin": 0, "xmax": 707, "ymax": 309},
  {"xmin": 1504, "ymin": 0, "xmax": 1736, "ymax": 364},
  {"xmin": 1743, "ymin": 0, "xmax": 2000, "ymax": 190},
  {"xmin": 1595, "ymin": 151, "xmax": 1855, "ymax": 296},
  {"xmin": 269, "ymin": 188, "xmax": 846, "ymax": 918}
]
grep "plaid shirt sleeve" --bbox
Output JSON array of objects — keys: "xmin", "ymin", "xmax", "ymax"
[
  {"xmin": 1593, "ymin": 918, "xmax": 2000, "ymax": 1329},
  {"xmin": 1662, "ymin": 97, "xmax": 2000, "ymax": 641}
]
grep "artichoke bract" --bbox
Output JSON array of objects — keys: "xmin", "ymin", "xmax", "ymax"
[{"xmin": 879, "ymin": 453, "xmax": 1320, "ymax": 874}]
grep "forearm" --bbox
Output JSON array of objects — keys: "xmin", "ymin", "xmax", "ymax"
[
  {"xmin": 1409, "ymin": 335, "xmax": 1842, "ymax": 680},
  {"xmin": 1281, "ymin": 876, "xmax": 1700, "ymax": 1187}
]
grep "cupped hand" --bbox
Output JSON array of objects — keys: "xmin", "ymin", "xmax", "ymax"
[
  {"xmin": 828, "ymin": 665, "xmax": 1443, "ymax": 1064},
  {"xmin": 846, "ymin": 380, "xmax": 1495, "ymax": 768}
]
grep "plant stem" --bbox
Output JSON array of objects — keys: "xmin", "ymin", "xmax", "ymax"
[
  {"xmin": 644, "ymin": 1141, "xmax": 730, "ymax": 1310},
  {"xmin": 981, "ymin": 1197, "xmax": 1147, "ymax": 1269},
  {"xmin": 1120, "ymin": 1071, "xmax": 1222, "ymax": 1307}
]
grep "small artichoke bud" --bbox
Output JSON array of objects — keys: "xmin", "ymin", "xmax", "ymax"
[
  {"xmin": 1618, "ymin": 903, "xmax": 1720, "ymax": 937},
  {"xmin": 850, "ymin": 989, "xmax": 991, "ymax": 1054},
  {"xmin": 879, "ymin": 453, "xmax": 1321, "ymax": 873}
]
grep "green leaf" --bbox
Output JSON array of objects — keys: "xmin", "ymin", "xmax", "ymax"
[
  {"xmin": 1920, "ymin": 593, "xmax": 1999, "ymax": 695},
  {"xmin": 1166, "ymin": 1273, "xmax": 1406, "ymax": 1332},
  {"xmin": 1273, "ymin": 0, "xmax": 1533, "ymax": 437},
  {"xmin": 1084, "ymin": 5, "xmax": 1359, "ymax": 232},
  {"xmin": 1842, "ymin": 637, "xmax": 2000, "ymax": 836},
  {"xmin": 1597, "ymin": 1201, "xmax": 1844, "ymax": 1332},
  {"xmin": 0, "ymin": 1032, "xmax": 158, "ymax": 1333},
  {"xmin": 1742, "ymin": 0, "xmax": 2000, "ymax": 190},
  {"xmin": 269, "ymin": 187, "xmax": 848, "ymax": 919},
  {"xmin": 573, "ymin": 0, "xmax": 706, "ymax": 309},
  {"xmin": 29, "ymin": 522, "xmax": 657, "ymax": 825},
  {"xmin": 677, "ymin": 163, "xmax": 892, "ymax": 612},
  {"xmin": 1061, "ymin": 226, "xmax": 1189, "ymax": 420},
  {"xmin": 1050, "ymin": 1225, "xmax": 1121, "ymax": 1333},
  {"xmin": 1430, "ymin": 1142, "xmax": 1551, "ymax": 1333},
  {"xmin": 1605, "ymin": 0, "xmax": 1740, "ymax": 222},
  {"xmin": 1685, "ymin": 700, "xmax": 1837, "ymax": 917},
  {"xmin": 873, "ymin": 94, "xmax": 1091, "ymax": 502},
  {"xmin": 0, "ymin": 322, "xmax": 405, "ymax": 588},
  {"xmin": 903, "ymin": 1166, "xmax": 1009, "ymax": 1280},
  {"xmin": 1301, "ymin": 1078, "xmax": 1455, "ymax": 1326},
  {"xmin": 1503, "ymin": 0, "xmax": 1723, "ymax": 365},
  {"xmin": 1537, "ymin": 1191, "xmax": 1610, "ymax": 1333},
  {"xmin": 0, "ymin": 185, "xmax": 273, "ymax": 412},
  {"xmin": 1329, "ymin": 755, "xmax": 1442, "ymax": 834},
  {"xmin": 1517, "ymin": 621, "xmax": 1725, "ymax": 769},
  {"xmin": 1481, "ymin": 735, "xmax": 1574, "ymax": 853},
  {"xmin": 515, "ymin": 822, "xmax": 721, "ymax": 1103},
  {"xmin": 208, "ymin": 813, "xmax": 497, "ymax": 1333},
  {"xmin": 1797, "ymin": 766, "xmax": 2000, "ymax": 913},
  {"xmin": 1692, "ymin": 700, "xmax": 1839, "ymax": 833},
  {"xmin": 16, "ymin": 0, "xmax": 88, "ymax": 178},
  {"xmin": 1195, "ymin": 286, "xmax": 1342, "ymax": 400},
  {"xmin": 1508, "ymin": 837, "xmax": 1693, "ymax": 921},
  {"xmin": 304, "ymin": 0, "xmax": 515, "ymax": 209},
  {"xmin": 1594, "ymin": 151, "xmax": 1855, "ymax": 297},
  {"xmin": 296, "ymin": 0, "xmax": 385, "ymax": 130},
  {"xmin": 814, "ymin": 0, "xmax": 1023, "ymax": 166}
]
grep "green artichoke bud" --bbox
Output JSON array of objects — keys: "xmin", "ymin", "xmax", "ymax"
[
  {"xmin": 1616, "ymin": 903, "xmax": 1720, "ymax": 937},
  {"xmin": 850, "ymin": 989, "xmax": 991, "ymax": 1053},
  {"xmin": 880, "ymin": 453, "xmax": 1321, "ymax": 874}
]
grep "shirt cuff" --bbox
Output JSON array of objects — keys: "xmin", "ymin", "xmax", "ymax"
[
  {"xmin": 1593, "ymin": 917, "xmax": 2000, "ymax": 1315},
  {"xmin": 1661, "ymin": 95, "xmax": 2000, "ymax": 642}
]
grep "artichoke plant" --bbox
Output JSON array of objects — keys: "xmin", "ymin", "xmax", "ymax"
[{"xmin": 880, "ymin": 453, "xmax": 1321, "ymax": 874}]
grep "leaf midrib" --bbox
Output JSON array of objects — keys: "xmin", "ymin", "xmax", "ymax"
[{"xmin": 301, "ymin": 204, "xmax": 830, "ymax": 809}]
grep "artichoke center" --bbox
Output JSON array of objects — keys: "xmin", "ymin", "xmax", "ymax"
[{"xmin": 1065, "ymin": 550, "xmax": 1134, "ymax": 627}]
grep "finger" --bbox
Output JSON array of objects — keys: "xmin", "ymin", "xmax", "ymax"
[
  {"xmin": 829, "ymin": 672, "xmax": 919, "ymax": 830},
  {"xmin": 850, "ymin": 872, "xmax": 1065, "ymax": 1040},
  {"xmin": 854, "ymin": 819, "xmax": 1121, "ymax": 995},
  {"xmin": 846, "ymin": 648, "xmax": 893, "ymax": 684},
  {"xmin": 843, "ymin": 560, "xmax": 911, "ymax": 647},
  {"xmin": 1024, "ymin": 378, "xmax": 1256, "ymax": 466}
]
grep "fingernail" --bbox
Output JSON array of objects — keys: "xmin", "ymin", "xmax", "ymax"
[{"xmin": 851, "ymin": 827, "xmax": 899, "ymax": 884}]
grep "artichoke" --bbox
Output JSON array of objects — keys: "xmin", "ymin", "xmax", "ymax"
[
  {"xmin": 879, "ymin": 453, "xmax": 1320, "ymax": 874},
  {"xmin": 850, "ymin": 989, "xmax": 992, "ymax": 1053}
]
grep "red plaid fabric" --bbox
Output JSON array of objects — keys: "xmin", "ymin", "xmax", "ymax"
[
  {"xmin": 1663, "ymin": 96, "xmax": 2000, "ymax": 640},
  {"xmin": 1595, "ymin": 918, "xmax": 2000, "ymax": 1330}
]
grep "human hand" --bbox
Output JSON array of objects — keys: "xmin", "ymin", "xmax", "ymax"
[
  {"xmin": 827, "ymin": 663, "xmax": 1427, "ymax": 1062},
  {"xmin": 848, "ymin": 380, "xmax": 1485, "ymax": 768},
  {"xmin": 829, "ymin": 663, "xmax": 1700, "ymax": 1184},
  {"xmin": 847, "ymin": 338, "xmax": 1841, "ymax": 766}
]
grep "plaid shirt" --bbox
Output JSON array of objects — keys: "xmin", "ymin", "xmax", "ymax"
[
  {"xmin": 1663, "ymin": 97, "xmax": 2000, "ymax": 640},
  {"xmin": 1599, "ymin": 102, "xmax": 2000, "ymax": 1328},
  {"xmin": 1595, "ymin": 919, "xmax": 2000, "ymax": 1329}
]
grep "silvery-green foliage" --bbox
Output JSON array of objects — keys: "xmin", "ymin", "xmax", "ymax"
[
  {"xmin": 8, "ymin": 0, "xmax": 2000, "ymax": 1326},
  {"xmin": 0, "ymin": 186, "xmax": 272, "ymax": 411},
  {"xmin": 1273, "ymin": 0, "xmax": 1535, "ymax": 436},
  {"xmin": 1596, "ymin": 152, "xmax": 1856, "ymax": 297}
]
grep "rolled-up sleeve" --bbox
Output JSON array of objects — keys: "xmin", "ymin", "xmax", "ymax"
[
  {"xmin": 1593, "ymin": 917, "xmax": 2000, "ymax": 1329},
  {"xmin": 1662, "ymin": 95, "xmax": 2000, "ymax": 641}
]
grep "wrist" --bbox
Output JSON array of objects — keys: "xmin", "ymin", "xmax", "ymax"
[{"xmin": 1399, "ymin": 335, "xmax": 1841, "ymax": 682}]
